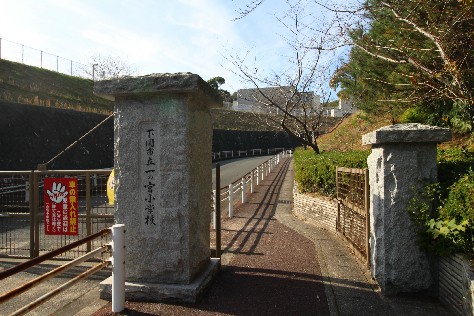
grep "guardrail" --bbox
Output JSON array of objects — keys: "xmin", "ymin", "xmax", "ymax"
[
  {"xmin": 212, "ymin": 148, "xmax": 288, "ymax": 161},
  {"xmin": 0, "ymin": 224, "xmax": 125, "ymax": 315},
  {"xmin": 211, "ymin": 149, "xmax": 292, "ymax": 229}
]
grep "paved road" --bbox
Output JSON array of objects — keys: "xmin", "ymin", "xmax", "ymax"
[{"xmin": 212, "ymin": 155, "xmax": 273, "ymax": 189}]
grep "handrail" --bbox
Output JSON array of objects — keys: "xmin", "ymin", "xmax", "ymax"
[
  {"xmin": 0, "ymin": 246, "xmax": 108, "ymax": 304},
  {"xmin": 10, "ymin": 261, "xmax": 110, "ymax": 316},
  {"xmin": 0, "ymin": 229, "xmax": 109, "ymax": 281},
  {"xmin": 0, "ymin": 225, "xmax": 125, "ymax": 315}
]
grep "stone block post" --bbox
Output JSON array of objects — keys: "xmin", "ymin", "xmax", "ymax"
[
  {"xmin": 362, "ymin": 123, "xmax": 451, "ymax": 296},
  {"xmin": 94, "ymin": 73, "xmax": 222, "ymax": 303}
]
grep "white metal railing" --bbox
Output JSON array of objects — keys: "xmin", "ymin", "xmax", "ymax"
[
  {"xmin": 212, "ymin": 148, "xmax": 289, "ymax": 161},
  {"xmin": 211, "ymin": 149, "xmax": 292, "ymax": 228}
]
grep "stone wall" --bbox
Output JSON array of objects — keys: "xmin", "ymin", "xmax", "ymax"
[
  {"xmin": 0, "ymin": 100, "xmax": 113, "ymax": 171},
  {"xmin": 292, "ymin": 183, "xmax": 337, "ymax": 234},
  {"xmin": 0, "ymin": 101, "xmax": 301, "ymax": 171},
  {"xmin": 439, "ymin": 254, "xmax": 474, "ymax": 316}
]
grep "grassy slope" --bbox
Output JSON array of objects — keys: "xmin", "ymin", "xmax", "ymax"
[
  {"xmin": 0, "ymin": 59, "xmax": 114, "ymax": 114},
  {"xmin": 317, "ymin": 111, "xmax": 473, "ymax": 151},
  {"xmin": 211, "ymin": 108, "xmax": 342, "ymax": 131},
  {"xmin": 0, "ymin": 59, "xmax": 343, "ymax": 132}
]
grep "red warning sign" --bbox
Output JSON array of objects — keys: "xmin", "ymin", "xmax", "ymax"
[{"xmin": 44, "ymin": 178, "xmax": 78, "ymax": 235}]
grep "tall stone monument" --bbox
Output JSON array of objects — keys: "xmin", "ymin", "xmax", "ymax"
[
  {"xmin": 95, "ymin": 73, "xmax": 222, "ymax": 302},
  {"xmin": 362, "ymin": 123, "xmax": 451, "ymax": 296}
]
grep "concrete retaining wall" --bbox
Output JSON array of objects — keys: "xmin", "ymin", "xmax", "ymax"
[
  {"xmin": 0, "ymin": 101, "xmax": 302, "ymax": 171},
  {"xmin": 439, "ymin": 254, "xmax": 474, "ymax": 316},
  {"xmin": 0, "ymin": 100, "xmax": 114, "ymax": 171},
  {"xmin": 212, "ymin": 129, "xmax": 301, "ymax": 152},
  {"xmin": 292, "ymin": 183, "xmax": 337, "ymax": 234}
]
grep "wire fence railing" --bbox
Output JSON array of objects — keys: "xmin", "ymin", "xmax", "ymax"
[{"xmin": 0, "ymin": 38, "xmax": 90, "ymax": 79}]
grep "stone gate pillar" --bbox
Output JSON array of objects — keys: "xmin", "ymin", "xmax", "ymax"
[
  {"xmin": 94, "ymin": 73, "xmax": 222, "ymax": 303},
  {"xmin": 362, "ymin": 123, "xmax": 451, "ymax": 296}
]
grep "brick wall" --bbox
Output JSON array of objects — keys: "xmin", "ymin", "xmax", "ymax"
[{"xmin": 292, "ymin": 182, "xmax": 337, "ymax": 234}]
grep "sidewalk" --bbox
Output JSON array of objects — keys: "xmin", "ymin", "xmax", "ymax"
[{"xmin": 7, "ymin": 156, "xmax": 449, "ymax": 315}]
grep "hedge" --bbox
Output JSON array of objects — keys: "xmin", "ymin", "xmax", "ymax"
[{"xmin": 294, "ymin": 148, "xmax": 370, "ymax": 197}]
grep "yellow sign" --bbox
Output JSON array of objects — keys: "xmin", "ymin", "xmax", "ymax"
[{"xmin": 107, "ymin": 169, "xmax": 115, "ymax": 205}]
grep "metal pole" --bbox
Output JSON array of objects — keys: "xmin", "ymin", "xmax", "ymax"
[
  {"xmin": 228, "ymin": 184, "xmax": 233, "ymax": 218},
  {"xmin": 57, "ymin": 56, "xmax": 58, "ymax": 72},
  {"xmin": 0, "ymin": 38, "xmax": 2, "ymax": 59},
  {"xmin": 112, "ymin": 224, "xmax": 125, "ymax": 313},
  {"xmin": 86, "ymin": 172, "xmax": 92, "ymax": 252},
  {"xmin": 33, "ymin": 172, "xmax": 39, "ymax": 258},
  {"xmin": 241, "ymin": 177, "xmax": 246, "ymax": 203},
  {"xmin": 29, "ymin": 171, "xmax": 34, "ymax": 259},
  {"xmin": 41, "ymin": 51, "xmax": 42, "ymax": 68},
  {"xmin": 22, "ymin": 45, "xmax": 24, "ymax": 63},
  {"xmin": 212, "ymin": 190, "xmax": 217, "ymax": 230},
  {"xmin": 216, "ymin": 163, "xmax": 221, "ymax": 258},
  {"xmin": 71, "ymin": 60, "xmax": 72, "ymax": 76}
]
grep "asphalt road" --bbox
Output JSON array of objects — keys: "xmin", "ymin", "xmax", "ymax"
[{"xmin": 212, "ymin": 155, "xmax": 273, "ymax": 189}]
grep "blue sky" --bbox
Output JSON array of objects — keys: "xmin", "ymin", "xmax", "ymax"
[{"xmin": 0, "ymin": 0, "xmax": 350, "ymax": 96}]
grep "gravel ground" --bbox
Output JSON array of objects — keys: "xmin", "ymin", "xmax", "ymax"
[{"xmin": 92, "ymin": 158, "xmax": 329, "ymax": 315}]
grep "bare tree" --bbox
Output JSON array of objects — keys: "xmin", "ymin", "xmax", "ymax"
[
  {"xmin": 83, "ymin": 53, "xmax": 139, "ymax": 81},
  {"xmin": 227, "ymin": 2, "xmax": 348, "ymax": 154}
]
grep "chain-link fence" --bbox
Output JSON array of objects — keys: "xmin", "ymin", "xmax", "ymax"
[{"xmin": 0, "ymin": 38, "xmax": 91, "ymax": 79}]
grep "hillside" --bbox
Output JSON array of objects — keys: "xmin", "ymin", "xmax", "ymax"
[
  {"xmin": 0, "ymin": 59, "xmax": 343, "ymax": 132},
  {"xmin": 0, "ymin": 59, "xmax": 113, "ymax": 114},
  {"xmin": 317, "ymin": 111, "xmax": 473, "ymax": 151},
  {"xmin": 211, "ymin": 108, "xmax": 342, "ymax": 132}
]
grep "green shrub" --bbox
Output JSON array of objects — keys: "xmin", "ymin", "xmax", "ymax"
[
  {"xmin": 294, "ymin": 147, "xmax": 370, "ymax": 197},
  {"xmin": 440, "ymin": 171, "xmax": 474, "ymax": 223},
  {"xmin": 410, "ymin": 147, "xmax": 474, "ymax": 256}
]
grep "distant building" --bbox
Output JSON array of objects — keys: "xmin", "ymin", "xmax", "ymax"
[
  {"xmin": 233, "ymin": 87, "xmax": 320, "ymax": 114},
  {"xmin": 328, "ymin": 98, "xmax": 358, "ymax": 117},
  {"xmin": 232, "ymin": 87, "xmax": 357, "ymax": 117}
]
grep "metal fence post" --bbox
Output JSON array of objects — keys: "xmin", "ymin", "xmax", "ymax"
[
  {"xmin": 241, "ymin": 177, "xmax": 246, "ymax": 203},
  {"xmin": 86, "ymin": 172, "xmax": 92, "ymax": 252},
  {"xmin": 212, "ymin": 190, "xmax": 217, "ymax": 230},
  {"xmin": 228, "ymin": 184, "xmax": 233, "ymax": 218},
  {"xmin": 33, "ymin": 171, "xmax": 40, "ymax": 257},
  {"xmin": 111, "ymin": 224, "xmax": 125, "ymax": 313},
  {"xmin": 29, "ymin": 171, "xmax": 34, "ymax": 258}
]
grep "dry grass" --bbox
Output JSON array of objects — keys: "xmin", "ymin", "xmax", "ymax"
[{"xmin": 317, "ymin": 111, "xmax": 473, "ymax": 152}]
